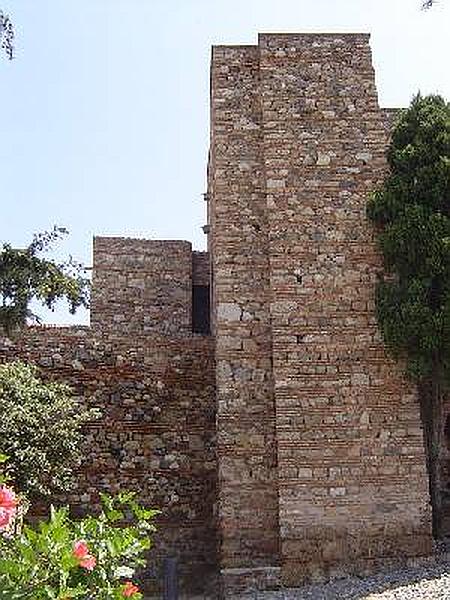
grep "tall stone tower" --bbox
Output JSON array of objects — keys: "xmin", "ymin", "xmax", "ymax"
[{"xmin": 208, "ymin": 33, "xmax": 432, "ymax": 595}]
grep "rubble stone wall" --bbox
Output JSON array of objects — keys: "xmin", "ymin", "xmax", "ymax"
[
  {"xmin": 438, "ymin": 393, "xmax": 450, "ymax": 535},
  {"xmin": 0, "ymin": 326, "xmax": 216, "ymax": 597},
  {"xmin": 91, "ymin": 237, "xmax": 193, "ymax": 336},
  {"xmin": 0, "ymin": 31, "xmax": 436, "ymax": 600}
]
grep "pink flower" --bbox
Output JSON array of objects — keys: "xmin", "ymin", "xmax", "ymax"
[
  {"xmin": 73, "ymin": 540, "xmax": 96, "ymax": 571},
  {"xmin": 73, "ymin": 540, "xmax": 90, "ymax": 559},
  {"xmin": 0, "ymin": 506, "xmax": 15, "ymax": 530},
  {"xmin": 0, "ymin": 486, "xmax": 17, "ymax": 510},
  {"xmin": 122, "ymin": 581, "xmax": 140, "ymax": 597},
  {"xmin": 79, "ymin": 554, "xmax": 97, "ymax": 571},
  {"xmin": 0, "ymin": 486, "xmax": 17, "ymax": 531}
]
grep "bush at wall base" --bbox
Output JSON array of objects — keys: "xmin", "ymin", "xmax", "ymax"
[{"xmin": 0, "ymin": 487, "xmax": 159, "ymax": 600}]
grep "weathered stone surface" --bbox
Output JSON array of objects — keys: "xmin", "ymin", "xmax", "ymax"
[
  {"xmin": 209, "ymin": 43, "xmax": 280, "ymax": 583},
  {"xmin": 91, "ymin": 237, "xmax": 193, "ymax": 336},
  {"xmin": 208, "ymin": 32, "xmax": 432, "ymax": 596}
]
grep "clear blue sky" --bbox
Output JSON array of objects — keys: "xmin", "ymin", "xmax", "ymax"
[{"xmin": 0, "ymin": 0, "xmax": 449, "ymax": 324}]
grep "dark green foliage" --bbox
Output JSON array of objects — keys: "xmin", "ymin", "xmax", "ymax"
[
  {"xmin": 368, "ymin": 94, "xmax": 450, "ymax": 382},
  {"xmin": 0, "ymin": 227, "xmax": 90, "ymax": 335},
  {"xmin": 0, "ymin": 361, "xmax": 99, "ymax": 499}
]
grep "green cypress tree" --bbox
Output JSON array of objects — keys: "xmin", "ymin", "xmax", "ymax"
[{"xmin": 368, "ymin": 93, "xmax": 450, "ymax": 536}]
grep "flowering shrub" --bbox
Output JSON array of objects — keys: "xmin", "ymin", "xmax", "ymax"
[{"xmin": 0, "ymin": 485, "xmax": 159, "ymax": 599}]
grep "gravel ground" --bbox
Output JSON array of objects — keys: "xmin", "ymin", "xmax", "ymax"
[{"xmin": 254, "ymin": 555, "xmax": 450, "ymax": 599}]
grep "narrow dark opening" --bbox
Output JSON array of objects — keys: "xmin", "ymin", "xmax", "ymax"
[{"xmin": 192, "ymin": 285, "xmax": 211, "ymax": 335}]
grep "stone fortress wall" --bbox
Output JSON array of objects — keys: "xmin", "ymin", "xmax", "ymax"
[{"xmin": 0, "ymin": 32, "xmax": 442, "ymax": 599}]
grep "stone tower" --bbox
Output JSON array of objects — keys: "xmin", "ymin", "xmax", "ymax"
[{"xmin": 208, "ymin": 33, "xmax": 432, "ymax": 595}]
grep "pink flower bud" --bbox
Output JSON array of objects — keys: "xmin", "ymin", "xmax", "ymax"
[
  {"xmin": 73, "ymin": 540, "xmax": 96, "ymax": 571},
  {"xmin": 122, "ymin": 581, "xmax": 140, "ymax": 597}
]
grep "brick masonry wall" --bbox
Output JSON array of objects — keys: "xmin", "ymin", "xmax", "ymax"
[
  {"xmin": 91, "ymin": 237, "xmax": 193, "ymax": 336},
  {"xmin": 209, "ymin": 44, "xmax": 281, "ymax": 593}
]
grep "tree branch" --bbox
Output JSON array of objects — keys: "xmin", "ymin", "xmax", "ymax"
[{"xmin": 0, "ymin": 10, "xmax": 14, "ymax": 60}]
